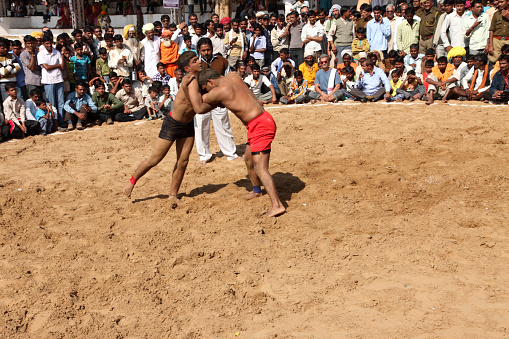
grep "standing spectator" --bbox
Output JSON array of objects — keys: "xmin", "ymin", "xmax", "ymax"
[
  {"xmin": 249, "ymin": 24, "xmax": 267, "ymax": 67},
  {"xmin": 271, "ymin": 15, "xmax": 290, "ymax": 61},
  {"xmin": 366, "ymin": 6, "xmax": 391, "ymax": 58},
  {"xmin": 433, "ymin": 0, "xmax": 454, "ymax": 58},
  {"xmin": 393, "ymin": 2, "xmax": 421, "ymax": 52},
  {"xmin": 351, "ymin": 58, "xmax": 392, "ymax": 102},
  {"xmin": 71, "ymin": 42, "xmax": 92, "ymax": 82},
  {"xmin": 397, "ymin": 8, "xmax": 420, "ymax": 55},
  {"xmin": 115, "ymin": 78, "xmax": 147, "ymax": 121},
  {"xmin": 357, "ymin": 5, "xmax": 373, "ymax": 29},
  {"xmin": 301, "ymin": 10, "xmax": 325, "ymax": 62},
  {"xmin": 96, "ymin": 47, "xmax": 111, "ymax": 83},
  {"xmin": 328, "ymin": 6, "xmax": 354, "ymax": 63},
  {"xmin": 92, "ymin": 80, "xmax": 123, "ymax": 125},
  {"xmin": 38, "ymin": 34, "xmax": 67, "ymax": 131},
  {"xmin": 211, "ymin": 23, "xmax": 227, "ymax": 57},
  {"xmin": 261, "ymin": 14, "xmax": 275, "ymax": 67},
  {"xmin": 224, "ymin": 18, "xmax": 247, "ymax": 69},
  {"xmin": 386, "ymin": 5, "xmax": 398, "ymax": 52},
  {"xmin": 0, "ymin": 37, "xmax": 21, "ymax": 107},
  {"xmin": 168, "ymin": 68, "xmax": 183, "ymax": 99},
  {"xmin": 416, "ymin": 0, "xmax": 442, "ymax": 54},
  {"xmin": 441, "ymin": 0, "xmax": 467, "ymax": 53},
  {"xmin": 352, "ymin": 27, "xmax": 370, "ymax": 61},
  {"xmin": 64, "ymin": 80, "xmax": 97, "ymax": 130},
  {"xmin": 123, "ymin": 25, "xmax": 142, "ymax": 69},
  {"xmin": 141, "ymin": 23, "xmax": 161, "ymax": 78},
  {"xmin": 308, "ymin": 54, "xmax": 345, "ymax": 102},
  {"xmin": 487, "ymin": 0, "xmax": 509, "ymax": 63},
  {"xmin": 108, "ymin": 34, "xmax": 133, "ymax": 78},
  {"xmin": 20, "ymin": 36, "xmax": 44, "ymax": 101},
  {"xmin": 288, "ymin": 11, "xmax": 305, "ymax": 68},
  {"xmin": 11, "ymin": 40, "xmax": 28, "ymax": 100},
  {"xmin": 84, "ymin": 26, "xmax": 100, "ymax": 59},
  {"xmin": 159, "ymin": 30, "xmax": 179, "ymax": 77},
  {"xmin": 463, "ymin": 0, "xmax": 491, "ymax": 56},
  {"xmin": 299, "ymin": 50, "xmax": 319, "ymax": 88}
]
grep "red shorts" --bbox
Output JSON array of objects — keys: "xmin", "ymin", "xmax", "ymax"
[{"xmin": 246, "ymin": 111, "xmax": 276, "ymax": 153}]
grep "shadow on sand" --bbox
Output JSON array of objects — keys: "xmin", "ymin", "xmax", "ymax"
[
  {"xmin": 132, "ymin": 194, "xmax": 169, "ymax": 203},
  {"xmin": 186, "ymin": 183, "xmax": 229, "ymax": 197},
  {"xmin": 234, "ymin": 172, "xmax": 306, "ymax": 202}
]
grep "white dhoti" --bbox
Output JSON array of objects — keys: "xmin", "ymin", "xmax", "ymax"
[{"xmin": 193, "ymin": 107, "xmax": 238, "ymax": 162}]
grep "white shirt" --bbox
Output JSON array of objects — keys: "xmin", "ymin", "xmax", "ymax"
[
  {"xmin": 271, "ymin": 57, "xmax": 296, "ymax": 77},
  {"xmin": 462, "ymin": 13, "xmax": 491, "ymax": 51},
  {"xmin": 108, "ymin": 47, "xmax": 133, "ymax": 77},
  {"xmin": 301, "ymin": 22, "xmax": 324, "ymax": 54},
  {"xmin": 441, "ymin": 11, "xmax": 466, "ymax": 48},
  {"xmin": 244, "ymin": 74, "xmax": 272, "ymax": 95},
  {"xmin": 211, "ymin": 34, "xmax": 227, "ymax": 57},
  {"xmin": 25, "ymin": 98, "xmax": 37, "ymax": 120},
  {"xmin": 461, "ymin": 65, "xmax": 490, "ymax": 92},
  {"xmin": 168, "ymin": 77, "xmax": 180, "ymax": 99},
  {"xmin": 37, "ymin": 47, "xmax": 64, "ymax": 84}
]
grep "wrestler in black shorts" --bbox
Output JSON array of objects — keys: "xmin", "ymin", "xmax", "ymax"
[{"xmin": 158, "ymin": 112, "xmax": 195, "ymax": 141}]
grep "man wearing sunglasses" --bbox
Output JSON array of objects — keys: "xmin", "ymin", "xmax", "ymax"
[{"xmin": 307, "ymin": 54, "xmax": 345, "ymax": 103}]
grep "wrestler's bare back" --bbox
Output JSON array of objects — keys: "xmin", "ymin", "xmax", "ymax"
[{"xmin": 205, "ymin": 73, "xmax": 264, "ymax": 124}]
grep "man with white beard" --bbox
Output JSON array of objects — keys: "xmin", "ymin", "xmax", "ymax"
[
  {"xmin": 123, "ymin": 25, "xmax": 142, "ymax": 70},
  {"xmin": 140, "ymin": 23, "xmax": 161, "ymax": 78}
]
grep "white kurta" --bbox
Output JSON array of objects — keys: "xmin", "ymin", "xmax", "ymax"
[{"xmin": 141, "ymin": 36, "xmax": 161, "ymax": 78}]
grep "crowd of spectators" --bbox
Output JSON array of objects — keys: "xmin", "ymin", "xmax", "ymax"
[{"xmin": 2, "ymin": 0, "xmax": 509, "ymax": 142}]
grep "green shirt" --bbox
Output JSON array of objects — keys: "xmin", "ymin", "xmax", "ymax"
[
  {"xmin": 92, "ymin": 91, "xmax": 123, "ymax": 113},
  {"xmin": 96, "ymin": 58, "xmax": 111, "ymax": 76}
]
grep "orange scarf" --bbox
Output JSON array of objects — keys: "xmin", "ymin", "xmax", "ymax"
[{"xmin": 469, "ymin": 64, "xmax": 489, "ymax": 92}]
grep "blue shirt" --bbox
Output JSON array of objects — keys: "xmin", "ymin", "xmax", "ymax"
[
  {"xmin": 355, "ymin": 67, "xmax": 391, "ymax": 95},
  {"xmin": 13, "ymin": 54, "xmax": 26, "ymax": 87},
  {"xmin": 249, "ymin": 35, "xmax": 267, "ymax": 60},
  {"xmin": 366, "ymin": 18, "xmax": 391, "ymax": 52},
  {"xmin": 64, "ymin": 92, "xmax": 97, "ymax": 114},
  {"xmin": 69, "ymin": 55, "xmax": 91, "ymax": 80},
  {"xmin": 35, "ymin": 108, "xmax": 48, "ymax": 120},
  {"xmin": 404, "ymin": 53, "xmax": 424, "ymax": 67},
  {"xmin": 314, "ymin": 68, "xmax": 342, "ymax": 94}
]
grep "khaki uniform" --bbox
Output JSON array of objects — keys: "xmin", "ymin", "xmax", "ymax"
[
  {"xmin": 416, "ymin": 7, "xmax": 442, "ymax": 53},
  {"xmin": 489, "ymin": 10, "xmax": 509, "ymax": 63}
]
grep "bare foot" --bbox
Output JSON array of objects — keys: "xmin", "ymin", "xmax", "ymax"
[
  {"xmin": 124, "ymin": 182, "xmax": 134, "ymax": 198},
  {"xmin": 199, "ymin": 160, "xmax": 207, "ymax": 166},
  {"xmin": 243, "ymin": 192, "xmax": 262, "ymax": 200},
  {"xmin": 266, "ymin": 205, "xmax": 286, "ymax": 217},
  {"xmin": 169, "ymin": 194, "xmax": 186, "ymax": 207},
  {"xmin": 442, "ymin": 99, "xmax": 448, "ymax": 103},
  {"xmin": 426, "ymin": 96, "xmax": 434, "ymax": 105}
]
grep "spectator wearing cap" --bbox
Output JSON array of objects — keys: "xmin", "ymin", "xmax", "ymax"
[
  {"xmin": 336, "ymin": 50, "xmax": 358, "ymax": 75},
  {"xmin": 301, "ymin": 10, "xmax": 325, "ymax": 62},
  {"xmin": 355, "ymin": 52, "xmax": 369, "ymax": 77},
  {"xmin": 328, "ymin": 6, "xmax": 355, "ymax": 64},
  {"xmin": 299, "ymin": 50, "xmax": 319, "ymax": 89},
  {"xmin": 351, "ymin": 58, "xmax": 391, "ymax": 102},
  {"xmin": 366, "ymin": 6, "xmax": 390, "ymax": 59},
  {"xmin": 308, "ymin": 54, "xmax": 345, "ymax": 103},
  {"xmin": 124, "ymin": 24, "xmax": 142, "ymax": 68},
  {"xmin": 220, "ymin": 17, "xmax": 232, "ymax": 33},
  {"xmin": 160, "ymin": 30, "xmax": 179, "ymax": 76},
  {"xmin": 288, "ymin": 11, "xmax": 305, "ymax": 69},
  {"xmin": 140, "ymin": 23, "xmax": 161, "ymax": 78}
]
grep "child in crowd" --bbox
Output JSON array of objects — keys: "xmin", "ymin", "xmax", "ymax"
[
  {"xmin": 109, "ymin": 72, "xmax": 123, "ymax": 95},
  {"xmin": 96, "ymin": 47, "xmax": 111, "ymax": 83},
  {"xmin": 158, "ymin": 85, "xmax": 173, "ymax": 116},
  {"xmin": 421, "ymin": 59, "xmax": 434, "ymax": 94},
  {"xmin": 396, "ymin": 70, "xmax": 425, "ymax": 101},
  {"xmin": 1, "ymin": 83, "xmax": 40, "ymax": 139},
  {"xmin": 404, "ymin": 43, "xmax": 424, "ymax": 74},
  {"xmin": 181, "ymin": 35, "xmax": 197, "ymax": 55},
  {"xmin": 62, "ymin": 46, "xmax": 75, "ymax": 94},
  {"xmin": 34, "ymin": 99, "xmax": 54, "ymax": 135},
  {"xmin": 280, "ymin": 70, "xmax": 307, "ymax": 104},
  {"xmin": 351, "ymin": 27, "xmax": 369, "ymax": 61},
  {"xmin": 71, "ymin": 42, "xmax": 91, "ymax": 83},
  {"xmin": 133, "ymin": 69, "xmax": 153, "ymax": 98},
  {"xmin": 341, "ymin": 66, "xmax": 356, "ymax": 99},
  {"xmin": 419, "ymin": 48, "xmax": 436, "ymax": 74},
  {"xmin": 145, "ymin": 86, "xmax": 160, "ymax": 120},
  {"xmin": 152, "ymin": 62, "xmax": 172, "ymax": 85},
  {"xmin": 390, "ymin": 70, "xmax": 404, "ymax": 101}
]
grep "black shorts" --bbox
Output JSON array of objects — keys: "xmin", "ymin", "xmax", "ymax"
[{"xmin": 158, "ymin": 113, "xmax": 195, "ymax": 141}]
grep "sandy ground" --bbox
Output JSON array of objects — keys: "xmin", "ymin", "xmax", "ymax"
[{"xmin": 1, "ymin": 101, "xmax": 509, "ymax": 338}]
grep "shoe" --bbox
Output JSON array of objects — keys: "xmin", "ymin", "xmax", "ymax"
[
  {"xmin": 67, "ymin": 123, "xmax": 74, "ymax": 131},
  {"xmin": 360, "ymin": 98, "xmax": 367, "ymax": 103},
  {"xmin": 147, "ymin": 116, "xmax": 153, "ymax": 121},
  {"xmin": 76, "ymin": 122, "xmax": 83, "ymax": 130},
  {"xmin": 95, "ymin": 119, "xmax": 103, "ymax": 126},
  {"xmin": 58, "ymin": 126, "xmax": 67, "ymax": 132},
  {"xmin": 107, "ymin": 118, "xmax": 113, "ymax": 125}
]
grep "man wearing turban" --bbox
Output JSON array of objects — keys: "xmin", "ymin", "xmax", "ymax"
[
  {"xmin": 141, "ymin": 23, "xmax": 161, "ymax": 78},
  {"xmin": 124, "ymin": 25, "xmax": 142, "ymax": 68},
  {"xmin": 159, "ymin": 30, "xmax": 179, "ymax": 76}
]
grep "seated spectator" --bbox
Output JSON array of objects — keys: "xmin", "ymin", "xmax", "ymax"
[
  {"xmin": 2, "ymin": 83, "xmax": 40, "ymax": 139},
  {"xmin": 389, "ymin": 70, "xmax": 404, "ymax": 101},
  {"xmin": 271, "ymin": 48, "xmax": 295, "ymax": 76},
  {"xmin": 341, "ymin": 66, "xmax": 357, "ymax": 99},
  {"xmin": 425, "ymin": 56, "xmax": 456, "ymax": 105},
  {"xmin": 491, "ymin": 44, "xmax": 509, "ymax": 80},
  {"xmin": 244, "ymin": 63, "xmax": 277, "ymax": 104},
  {"xmin": 109, "ymin": 72, "xmax": 123, "ymax": 95},
  {"xmin": 351, "ymin": 27, "xmax": 369, "ymax": 61},
  {"xmin": 384, "ymin": 50, "xmax": 398, "ymax": 76},
  {"xmin": 396, "ymin": 70, "xmax": 426, "ymax": 101},
  {"xmin": 24, "ymin": 88, "xmax": 42, "ymax": 121},
  {"xmin": 246, "ymin": 56, "xmax": 257, "ymax": 74},
  {"xmin": 356, "ymin": 52, "xmax": 369, "ymax": 77},
  {"xmin": 96, "ymin": 47, "xmax": 111, "ymax": 83},
  {"xmin": 389, "ymin": 55, "xmax": 411, "ymax": 80},
  {"xmin": 308, "ymin": 54, "xmax": 345, "ymax": 103},
  {"xmin": 461, "ymin": 54, "xmax": 476, "ymax": 81},
  {"xmin": 489, "ymin": 55, "xmax": 509, "ymax": 104},
  {"xmin": 168, "ymin": 68, "xmax": 182, "ymax": 99},
  {"xmin": 92, "ymin": 81, "xmax": 123, "ymax": 125},
  {"xmin": 421, "ymin": 59, "xmax": 434, "ymax": 95},
  {"xmin": 453, "ymin": 53, "xmax": 491, "ymax": 101},
  {"xmin": 158, "ymin": 85, "xmax": 173, "ymax": 116},
  {"xmin": 237, "ymin": 62, "xmax": 248, "ymax": 79},
  {"xmin": 152, "ymin": 62, "xmax": 172, "ymax": 85},
  {"xmin": 419, "ymin": 48, "xmax": 436, "ymax": 73},
  {"xmin": 276, "ymin": 59, "xmax": 295, "ymax": 97},
  {"xmin": 404, "ymin": 43, "xmax": 424, "ymax": 74},
  {"xmin": 369, "ymin": 50, "xmax": 385, "ymax": 73},
  {"xmin": 145, "ymin": 86, "xmax": 160, "ymax": 120},
  {"xmin": 299, "ymin": 50, "xmax": 319, "ymax": 89},
  {"xmin": 336, "ymin": 50, "xmax": 358, "ymax": 76},
  {"xmin": 280, "ymin": 70, "xmax": 308, "ymax": 104},
  {"xmin": 351, "ymin": 58, "xmax": 391, "ymax": 102},
  {"xmin": 133, "ymin": 69, "xmax": 153, "ymax": 98},
  {"xmin": 115, "ymin": 78, "xmax": 147, "ymax": 121},
  {"xmin": 34, "ymin": 100, "xmax": 54, "ymax": 135},
  {"xmin": 64, "ymin": 80, "xmax": 97, "ymax": 130},
  {"xmin": 262, "ymin": 66, "xmax": 280, "ymax": 98}
]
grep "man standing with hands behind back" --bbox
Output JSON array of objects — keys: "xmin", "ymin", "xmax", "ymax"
[{"xmin": 487, "ymin": 0, "xmax": 509, "ymax": 63}]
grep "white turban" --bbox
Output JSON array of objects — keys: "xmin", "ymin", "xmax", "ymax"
[
  {"xmin": 341, "ymin": 49, "xmax": 353, "ymax": 58},
  {"xmin": 129, "ymin": 26, "xmax": 135, "ymax": 32},
  {"xmin": 358, "ymin": 52, "xmax": 368, "ymax": 59},
  {"xmin": 142, "ymin": 23, "xmax": 154, "ymax": 34},
  {"xmin": 304, "ymin": 50, "xmax": 314, "ymax": 58},
  {"xmin": 329, "ymin": 4, "xmax": 341, "ymax": 17}
]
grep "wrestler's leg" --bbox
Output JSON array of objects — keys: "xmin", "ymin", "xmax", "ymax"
[
  {"xmin": 169, "ymin": 136, "xmax": 195, "ymax": 202},
  {"xmin": 251, "ymin": 151, "xmax": 285, "ymax": 217},
  {"xmin": 123, "ymin": 137, "xmax": 174, "ymax": 198},
  {"xmin": 243, "ymin": 144, "xmax": 262, "ymax": 200}
]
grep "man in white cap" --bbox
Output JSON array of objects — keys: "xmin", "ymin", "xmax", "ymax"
[
  {"xmin": 327, "ymin": 5, "xmax": 354, "ymax": 64},
  {"xmin": 140, "ymin": 23, "xmax": 161, "ymax": 78}
]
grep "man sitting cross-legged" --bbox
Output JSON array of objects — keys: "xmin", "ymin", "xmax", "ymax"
[
  {"xmin": 181, "ymin": 69, "xmax": 285, "ymax": 217},
  {"xmin": 452, "ymin": 53, "xmax": 491, "ymax": 101},
  {"xmin": 123, "ymin": 51, "xmax": 203, "ymax": 205},
  {"xmin": 350, "ymin": 58, "xmax": 391, "ymax": 102}
]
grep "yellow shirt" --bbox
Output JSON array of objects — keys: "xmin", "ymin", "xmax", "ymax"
[
  {"xmin": 299, "ymin": 62, "xmax": 319, "ymax": 87},
  {"xmin": 390, "ymin": 79, "xmax": 402, "ymax": 96}
]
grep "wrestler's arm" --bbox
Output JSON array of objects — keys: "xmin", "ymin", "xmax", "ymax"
[{"xmin": 181, "ymin": 76, "xmax": 217, "ymax": 114}]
